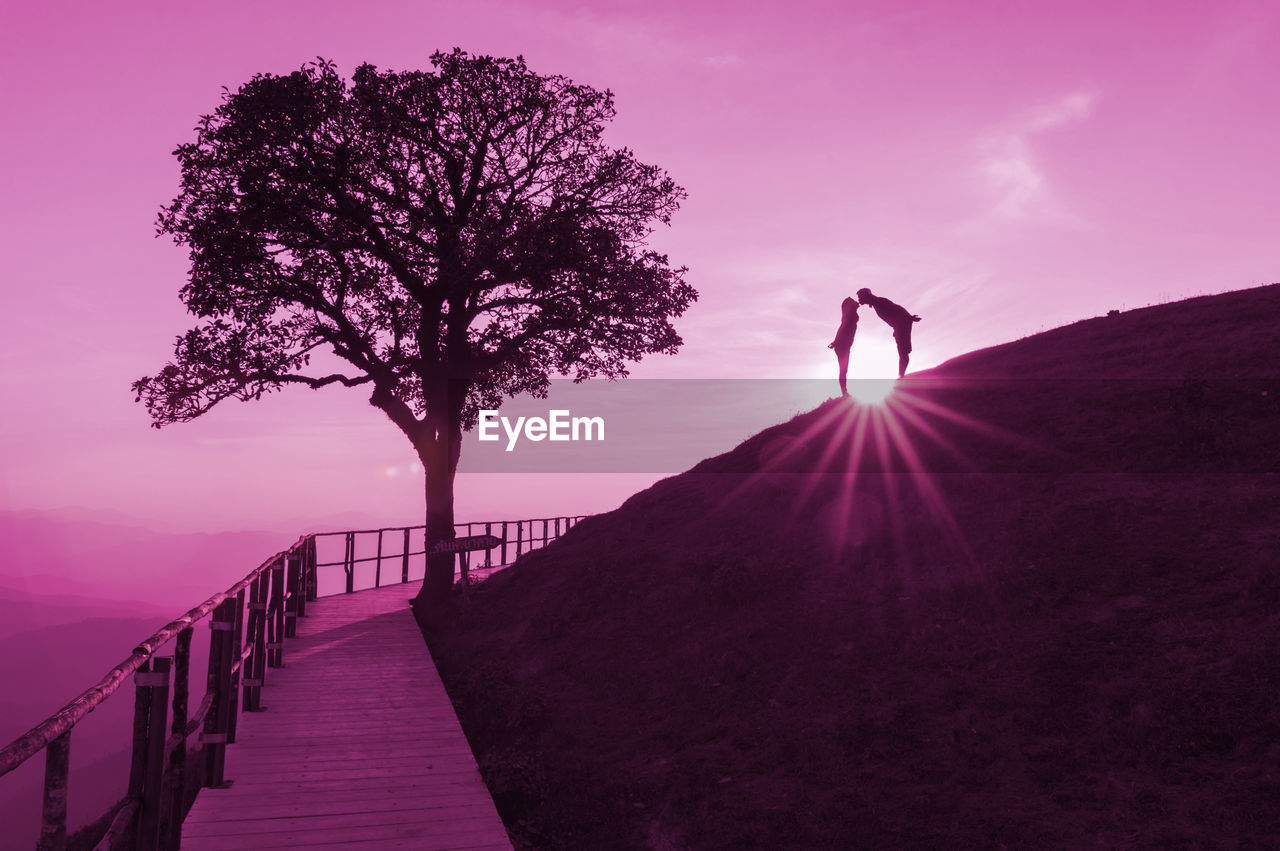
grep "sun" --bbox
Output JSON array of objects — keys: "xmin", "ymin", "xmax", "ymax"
[
  {"xmin": 806, "ymin": 342, "xmax": 901, "ymax": 405},
  {"xmin": 808, "ymin": 350, "xmax": 901, "ymax": 406},
  {"xmin": 845, "ymin": 378, "xmax": 897, "ymax": 405}
]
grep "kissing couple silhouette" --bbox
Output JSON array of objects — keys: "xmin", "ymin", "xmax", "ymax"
[{"xmin": 828, "ymin": 288, "xmax": 922, "ymax": 394}]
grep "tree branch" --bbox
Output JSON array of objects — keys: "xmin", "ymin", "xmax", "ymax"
[{"xmin": 276, "ymin": 372, "xmax": 374, "ymax": 389}]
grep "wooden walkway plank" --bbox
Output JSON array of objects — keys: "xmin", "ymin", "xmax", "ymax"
[{"xmin": 182, "ymin": 584, "xmax": 511, "ymax": 850}]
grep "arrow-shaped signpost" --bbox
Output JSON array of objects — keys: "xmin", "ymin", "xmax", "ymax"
[{"xmin": 431, "ymin": 535, "xmax": 504, "ymax": 588}]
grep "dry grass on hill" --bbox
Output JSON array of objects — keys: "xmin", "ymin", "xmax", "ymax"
[{"xmin": 426, "ymin": 283, "xmax": 1280, "ymax": 849}]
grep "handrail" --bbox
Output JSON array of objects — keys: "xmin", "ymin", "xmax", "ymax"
[
  {"xmin": 0, "ymin": 548, "xmax": 286, "ymax": 778},
  {"xmin": 0, "ymin": 512, "xmax": 588, "ymax": 851},
  {"xmin": 311, "ymin": 516, "xmax": 589, "ymax": 594},
  {"xmin": 309, "ymin": 515, "xmax": 590, "ymax": 537}
]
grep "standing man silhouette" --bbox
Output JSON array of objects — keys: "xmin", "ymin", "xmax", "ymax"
[
  {"xmin": 857, "ymin": 288, "xmax": 921, "ymax": 378},
  {"xmin": 827, "ymin": 297, "xmax": 859, "ymax": 396}
]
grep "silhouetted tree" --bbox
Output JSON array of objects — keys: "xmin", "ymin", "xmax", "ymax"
[{"xmin": 134, "ymin": 51, "xmax": 695, "ymax": 610}]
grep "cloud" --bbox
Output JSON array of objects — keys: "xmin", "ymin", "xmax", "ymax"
[
  {"xmin": 975, "ymin": 91, "xmax": 1096, "ymax": 223},
  {"xmin": 1026, "ymin": 91, "xmax": 1096, "ymax": 131}
]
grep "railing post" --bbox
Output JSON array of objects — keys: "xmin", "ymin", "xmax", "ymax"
[
  {"xmin": 204, "ymin": 600, "xmax": 235, "ymax": 787},
  {"xmin": 285, "ymin": 551, "xmax": 301, "ymax": 638},
  {"xmin": 543, "ymin": 519, "xmax": 549, "ymax": 547},
  {"xmin": 293, "ymin": 542, "xmax": 307, "ymax": 620},
  {"xmin": 484, "ymin": 522, "xmax": 493, "ymax": 570},
  {"xmin": 264, "ymin": 570, "xmax": 276, "ymax": 670},
  {"xmin": 227, "ymin": 589, "xmax": 245, "ymax": 744},
  {"xmin": 401, "ymin": 527, "xmax": 411, "ymax": 583},
  {"xmin": 35, "ymin": 731, "xmax": 70, "ymax": 851},
  {"xmin": 344, "ymin": 532, "xmax": 355, "ymax": 594},
  {"xmin": 128, "ymin": 663, "xmax": 149, "ymax": 798},
  {"xmin": 166, "ymin": 627, "xmax": 192, "ymax": 849},
  {"xmin": 374, "ymin": 529, "xmax": 384, "ymax": 588},
  {"xmin": 306, "ymin": 536, "xmax": 319, "ymax": 601},
  {"xmin": 501, "ymin": 521, "xmax": 509, "ymax": 566},
  {"xmin": 242, "ymin": 581, "xmax": 256, "ymax": 713},
  {"xmin": 244, "ymin": 577, "xmax": 268, "ymax": 712},
  {"xmin": 269, "ymin": 558, "xmax": 285, "ymax": 668},
  {"xmin": 134, "ymin": 656, "xmax": 171, "ymax": 851},
  {"xmin": 254, "ymin": 577, "xmax": 269, "ymax": 700}
]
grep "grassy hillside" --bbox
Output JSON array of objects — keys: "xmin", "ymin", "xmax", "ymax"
[{"xmin": 426, "ymin": 284, "xmax": 1280, "ymax": 849}]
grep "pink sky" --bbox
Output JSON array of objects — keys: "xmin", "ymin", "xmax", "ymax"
[{"xmin": 2, "ymin": 0, "xmax": 1277, "ymax": 533}]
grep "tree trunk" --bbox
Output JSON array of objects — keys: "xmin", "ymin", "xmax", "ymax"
[
  {"xmin": 412, "ymin": 435, "xmax": 458, "ymax": 613},
  {"xmin": 411, "ymin": 379, "xmax": 466, "ymax": 618}
]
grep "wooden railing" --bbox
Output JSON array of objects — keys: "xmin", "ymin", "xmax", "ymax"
[
  {"xmin": 314, "ymin": 516, "xmax": 589, "ymax": 595},
  {"xmin": 0, "ymin": 514, "xmax": 586, "ymax": 851}
]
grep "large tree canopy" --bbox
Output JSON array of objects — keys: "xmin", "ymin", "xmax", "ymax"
[{"xmin": 135, "ymin": 50, "xmax": 695, "ymax": 607}]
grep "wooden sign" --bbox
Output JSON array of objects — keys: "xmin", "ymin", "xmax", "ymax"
[{"xmin": 431, "ymin": 535, "xmax": 503, "ymax": 554}]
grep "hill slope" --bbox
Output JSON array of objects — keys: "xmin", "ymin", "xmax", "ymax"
[
  {"xmin": 427, "ymin": 284, "xmax": 1280, "ymax": 849},
  {"xmin": 930, "ymin": 282, "xmax": 1280, "ymax": 380}
]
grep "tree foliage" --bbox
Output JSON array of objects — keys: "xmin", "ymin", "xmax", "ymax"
[{"xmin": 135, "ymin": 50, "xmax": 694, "ymax": 444}]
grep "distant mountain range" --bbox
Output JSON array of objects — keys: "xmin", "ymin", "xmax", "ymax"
[{"xmin": 0, "ymin": 508, "xmax": 295, "ymax": 608}]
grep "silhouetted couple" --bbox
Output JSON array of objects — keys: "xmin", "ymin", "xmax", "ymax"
[{"xmin": 828, "ymin": 288, "xmax": 922, "ymax": 393}]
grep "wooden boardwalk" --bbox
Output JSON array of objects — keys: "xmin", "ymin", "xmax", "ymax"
[{"xmin": 182, "ymin": 584, "xmax": 511, "ymax": 850}]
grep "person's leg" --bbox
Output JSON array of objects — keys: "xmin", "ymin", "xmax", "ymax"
[
  {"xmin": 894, "ymin": 326, "xmax": 913, "ymax": 378},
  {"xmin": 836, "ymin": 347, "xmax": 850, "ymax": 396}
]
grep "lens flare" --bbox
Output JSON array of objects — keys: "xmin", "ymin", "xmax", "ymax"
[{"xmin": 701, "ymin": 377, "xmax": 1052, "ymax": 592}]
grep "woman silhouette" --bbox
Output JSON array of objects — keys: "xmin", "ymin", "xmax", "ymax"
[{"xmin": 827, "ymin": 297, "xmax": 859, "ymax": 396}]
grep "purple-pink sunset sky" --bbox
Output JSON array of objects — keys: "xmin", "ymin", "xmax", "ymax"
[{"xmin": 2, "ymin": 0, "xmax": 1277, "ymax": 533}]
